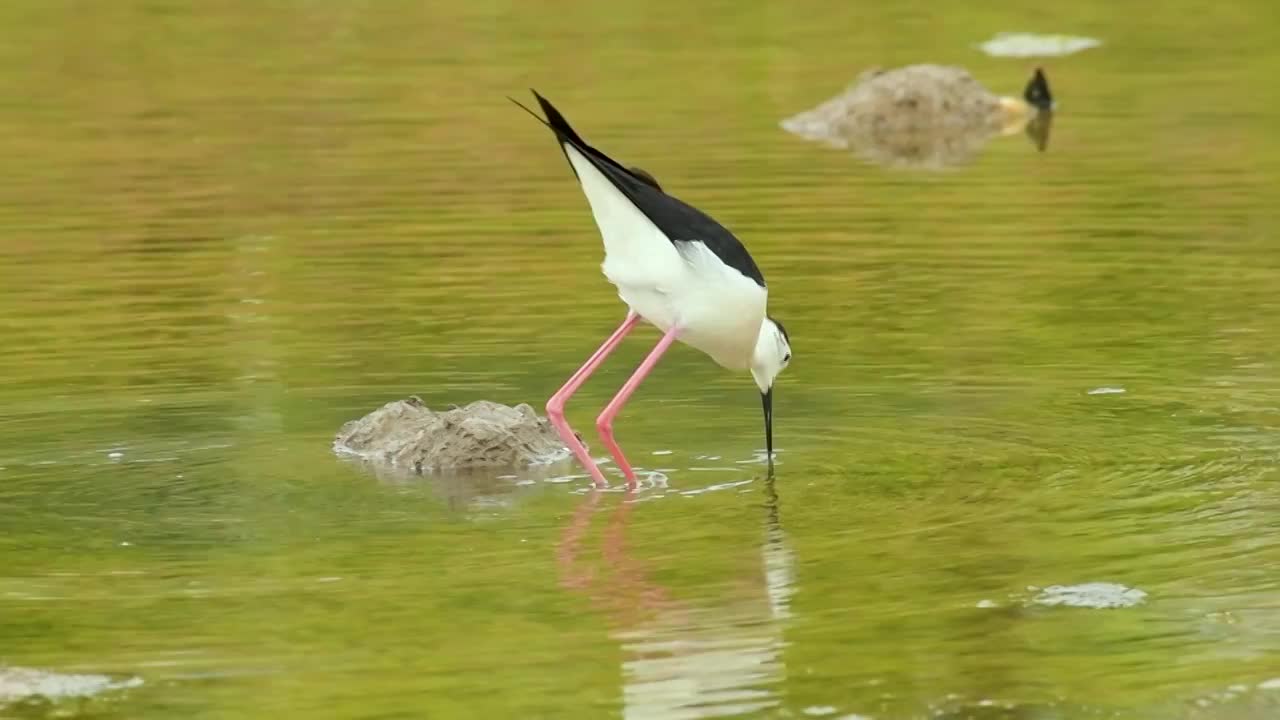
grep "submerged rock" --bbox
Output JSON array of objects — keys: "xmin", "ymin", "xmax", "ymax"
[
  {"xmin": 0, "ymin": 666, "xmax": 142, "ymax": 704},
  {"xmin": 781, "ymin": 65, "xmax": 1054, "ymax": 168},
  {"xmin": 333, "ymin": 397, "xmax": 573, "ymax": 473}
]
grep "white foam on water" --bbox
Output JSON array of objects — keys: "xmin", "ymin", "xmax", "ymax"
[
  {"xmin": 0, "ymin": 667, "xmax": 142, "ymax": 703},
  {"xmin": 1032, "ymin": 582, "xmax": 1147, "ymax": 608},
  {"xmin": 977, "ymin": 32, "xmax": 1102, "ymax": 58}
]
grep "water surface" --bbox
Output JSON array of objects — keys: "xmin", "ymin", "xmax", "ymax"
[{"xmin": 2, "ymin": 1, "xmax": 1279, "ymax": 718}]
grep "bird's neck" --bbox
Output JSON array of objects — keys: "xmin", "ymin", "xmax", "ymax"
[{"xmin": 751, "ymin": 318, "xmax": 775, "ymax": 365}]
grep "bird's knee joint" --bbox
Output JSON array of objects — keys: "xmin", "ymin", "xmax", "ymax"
[
  {"xmin": 595, "ymin": 414, "xmax": 613, "ymax": 436},
  {"xmin": 546, "ymin": 399, "xmax": 565, "ymax": 420}
]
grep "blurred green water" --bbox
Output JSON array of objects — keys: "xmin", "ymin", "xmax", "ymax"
[{"xmin": 1, "ymin": 1, "xmax": 1279, "ymax": 718}]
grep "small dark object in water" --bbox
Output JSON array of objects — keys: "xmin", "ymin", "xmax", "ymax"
[{"xmin": 333, "ymin": 397, "xmax": 574, "ymax": 472}]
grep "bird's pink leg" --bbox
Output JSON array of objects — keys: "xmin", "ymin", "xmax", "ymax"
[
  {"xmin": 595, "ymin": 326, "xmax": 681, "ymax": 483},
  {"xmin": 547, "ymin": 312, "xmax": 641, "ymax": 485}
]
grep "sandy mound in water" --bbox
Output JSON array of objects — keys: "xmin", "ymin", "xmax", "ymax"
[
  {"xmin": 334, "ymin": 397, "xmax": 573, "ymax": 473},
  {"xmin": 780, "ymin": 64, "xmax": 1027, "ymax": 168}
]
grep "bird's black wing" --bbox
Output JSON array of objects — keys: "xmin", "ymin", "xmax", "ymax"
[{"xmin": 520, "ymin": 90, "xmax": 766, "ymax": 289}]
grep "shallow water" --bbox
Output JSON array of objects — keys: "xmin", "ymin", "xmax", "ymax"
[{"xmin": 2, "ymin": 1, "xmax": 1279, "ymax": 718}]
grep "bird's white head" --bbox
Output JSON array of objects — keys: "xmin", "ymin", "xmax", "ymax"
[
  {"xmin": 750, "ymin": 316, "xmax": 792, "ymax": 394},
  {"xmin": 750, "ymin": 316, "xmax": 791, "ymax": 462}
]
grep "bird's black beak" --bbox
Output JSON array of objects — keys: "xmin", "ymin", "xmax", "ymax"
[{"xmin": 761, "ymin": 388, "xmax": 774, "ymax": 465}]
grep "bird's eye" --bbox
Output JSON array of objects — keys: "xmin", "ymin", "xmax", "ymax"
[{"xmin": 783, "ymin": 353, "xmax": 791, "ymax": 363}]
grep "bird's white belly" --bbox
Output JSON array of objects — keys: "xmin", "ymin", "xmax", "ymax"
[{"xmin": 602, "ymin": 241, "xmax": 767, "ymax": 371}]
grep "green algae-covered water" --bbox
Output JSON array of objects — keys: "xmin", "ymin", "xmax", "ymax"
[{"xmin": 2, "ymin": 1, "xmax": 1279, "ymax": 718}]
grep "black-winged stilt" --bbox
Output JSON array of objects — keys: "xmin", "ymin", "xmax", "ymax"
[{"xmin": 512, "ymin": 90, "xmax": 792, "ymax": 485}]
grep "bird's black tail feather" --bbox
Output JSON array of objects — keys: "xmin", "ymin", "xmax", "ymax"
[
  {"xmin": 506, "ymin": 94, "xmax": 548, "ymax": 128},
  {"xmin": 509, "ymin": 89, "xmax": 661, "ymax": 189},
  {"xmin": 531, "ymin": 90, "xmax": 591, "ymax": 147},
  {"xmin": 507, "ymin": 90, "xmax": 592, "ymax": 148}
]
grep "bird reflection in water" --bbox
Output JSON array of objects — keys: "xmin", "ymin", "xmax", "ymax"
[{"xmin": 556, "ymin": 478, "xmax": 795, "ymax": 719}]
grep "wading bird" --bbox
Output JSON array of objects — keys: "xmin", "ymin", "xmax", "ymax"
[{"xmin": 513, "ymin": 90, "xmax": 791, "ymax": 485}]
